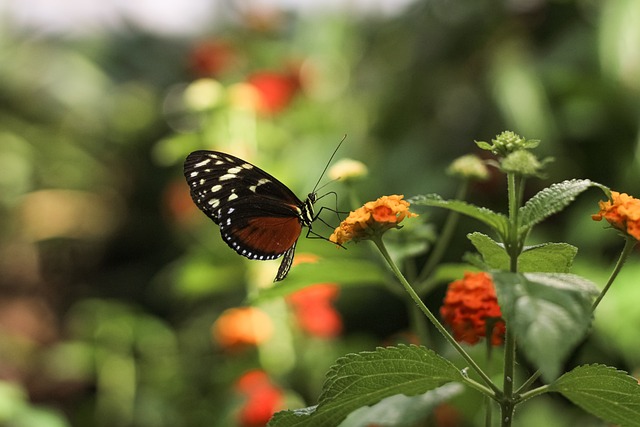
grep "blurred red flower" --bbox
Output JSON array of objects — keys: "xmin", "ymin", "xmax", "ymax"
[
  {"xmin": 235, "ymin": 370, "xmax": 284, "ymax": 427},
  {"xmin": 189, "ymin": 39, "xmax": 236, "ymax": 78},
  {"xmin": 287, "ymin": 283, "xmax": 342, "ymax": 338},
  {"xmin": 247, "ymin": 70, "xmax": 300, "ymax": 115},
  {"xmin": 440, "ymin": 272, "xmax": 505, "ymax": 346}
]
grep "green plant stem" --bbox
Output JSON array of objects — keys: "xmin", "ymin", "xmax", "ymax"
[
  {"xmin": 485, "ymin": 324, "xmax": 495, "ymax": 427},
  {"xmin": 514, "ymin": 383, "xmax": 549, "ymax": 404},
  {"xmin": 500, "ymin": 171, "xmax": 523, "ymax": 427},
  {"xmin": 514, "ymin": 370, "xmax": 541, "ymax": 395},
  {"xmin": 409, "ymin": 302, "xmax": 431, "ymax": 346},
  {"xmin": 500, "ymin": 330, "xmax": 516, "ymax": 427},
  {"xmin": 591, "ymin": 236, "xmax": 637, "ymax": 311},
  {"xmin": 416, "ymin": 180, "xmax": 469, "ymax": 287},
  {"xmin": 506, "ymin": 172, "xmax": 523, "ymax": 269},
  {"xmin": 372, "ymin": 235, "xmax": 501, "ymax": 398}
]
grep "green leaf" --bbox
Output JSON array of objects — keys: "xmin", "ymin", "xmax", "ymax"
[
  {"xmin": 268, "ymin": 345, "xmax": 464, "ymax": 427},
  {"xmin": 338, "ymin": 383, "xmax": 464, "ymax": 427},
  {"xmin": 467, "ymin": 234, "xmax": 577, "ymax": 273},
  {"xmin": 475, "ymin": 140, "xmax": 493, "ymax": 151},
  {"xmin": 492, "ymin": 272, "xmax": 599, "ymax": 381},
  {"xmin": 410, "ymin": 194, "xmax": 508, "ymax": 237},
  {"xmin": 519, "ymin": 179, "xmax": 607, "ymax": 232},
  {"xmin": 519, "ymin": 243, "xmax": 577, "ymax": 273},
  {"xmin": 468, "ymin": 232, "xmax": 508, "ymax": 270},
  {"xmin": 549, "ymin": 364, "xmax": 640, "ymax": 427},
  {"xmin": 252, "ymin": 258, "xmax": 386, "ymax": 302}
]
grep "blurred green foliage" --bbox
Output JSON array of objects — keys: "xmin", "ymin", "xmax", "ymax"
[{"xmin": 1, "ymin": 1, "xmax": 640, "ymax": 426}]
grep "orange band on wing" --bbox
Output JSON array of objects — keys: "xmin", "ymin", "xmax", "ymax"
[{"xmin": 233, "ymin": 216, "xmax": 302, "ymax": 255}]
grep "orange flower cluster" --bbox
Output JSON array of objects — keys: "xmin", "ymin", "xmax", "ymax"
[
  {"xmin": 287, "ymin": 284, "xmax": 342, "ymax": 338},
  {"xmin": 592, "ymin": 191, "xmax": 640, "ymax": 241},
  {"xmin": 235, "ymin": 370, "xmax": 283, "ymax": 427},
  {"xmin": 212, "ymin": 307, "xmax": 273, "ymax": 349},
  {"xmin": 330, "ymin": 195, "xmax": 418, "ymax": 245},
  {"xmin": 440, "ymin": 272, "xmax": 505, "ymax": 346}
]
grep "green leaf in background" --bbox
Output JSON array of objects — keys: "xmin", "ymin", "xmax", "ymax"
[
  {"xmin": 549, "ymin": 364, "xmax": 640, "ymax": 427},
  {"xmin": 410, "ymin": 194, "xmax": 509, "ymax": 237},
  {"xmin": 519, "ymin": 243, "xmax": 577, "ymax": 273},
  {"xmin": 338, "ymin": 383, "xmax": 464, "ymax": 427},
  {"xmin": 252, "ymin": 258, "xmax": 387, "ymax": 302},
  {"xmin": 492, "ymin": 272, "xmax": 599, "ymax": 381},
  {"xmin": 518, "ymin": 179, "xmax": 607, "ymax": 233},
  {"xmin": 268, "ymin": 345, "xmax": 464, "ymax": 427}
]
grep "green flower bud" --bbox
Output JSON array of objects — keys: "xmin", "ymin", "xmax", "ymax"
[
  {"xmin": 447, "ymin": 154, "xmax": 490, "ymax": 181},
  {"xmin": 476, "ymin": 131, "xmax": 539, "ymax": 157}
]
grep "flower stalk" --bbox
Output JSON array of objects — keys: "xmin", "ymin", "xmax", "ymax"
[{"xmin": 372, "ymin": 235, "xmax": 500, "ymax": 398}]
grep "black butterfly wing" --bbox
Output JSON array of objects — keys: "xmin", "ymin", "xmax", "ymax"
[
  {"xmin": 184, "ymin": 150, "xmax": 304, "ymax": 224},
  {"xmin": 184, "ymin": 150, "xmax": 306, "ymax": 281},
  {"xmin": 216, "ymin": 195, "xmax": 303, "ymax": 258}
]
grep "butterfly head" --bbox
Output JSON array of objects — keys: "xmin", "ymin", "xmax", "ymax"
[{"xmin": 300, "ymin": 192, "xmax": 317, "ymax": 227}]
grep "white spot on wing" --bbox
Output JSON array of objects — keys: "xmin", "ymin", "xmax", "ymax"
[
  {"xmin": 220, "ymin": 173, "xmax": 236, "ymax": 181},
  {"xmin": 242, "ymin": 163, "xmax": 254, "ymax": 169},
  {"xmin": 228, "ymin": 193, "xmax": 238, "ymax": 201},
  {"xmin": 210, "ymin": 184, "xmax": 222, "ymax": 193},
  {"xmin": 249, "ymin": 178, "xmax": 271, "ymax": 193},
  {"xmin": 195, "ymin": 159, "xmax": 211, "ymax": 168},
  {"xmin": 227, "ymin": 166, "xmax": 242, "ymax": 174},
  {"xmin": 190, "ymin": 171, "xmax": 199, "ymax": 178},
  {"xmin": 208, "ymin": 198, "xmax": 220, "ymax": 208}
]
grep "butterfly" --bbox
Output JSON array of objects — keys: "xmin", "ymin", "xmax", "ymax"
[{"xmin": 184, "ymin": 146, "xmax": 340, "ymax": 281}]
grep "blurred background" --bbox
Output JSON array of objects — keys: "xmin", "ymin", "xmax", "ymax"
[{"xmin": 1, "ymin": 0, "xmax": 640, "ymax": 426}]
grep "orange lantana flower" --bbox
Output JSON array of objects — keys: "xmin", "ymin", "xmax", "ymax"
[
  {"xmin": 440, "ymin": 272, "xmax": 505, "ymax": 346},
  {"xmin": 212, "ymin": 307, "xmax": 273, "ymax": 349},
  {"xmin": 330, "ymin": 195, "xmax": 418, "ymax": 245},
  {"xmin": 592, "ymin": 191, "xmax": 640, "ymax": 241}
]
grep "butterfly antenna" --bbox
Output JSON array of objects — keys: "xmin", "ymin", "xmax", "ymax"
[{"xmin": 311, "ymin": 134, "xmax": 347, "ymax": 194}]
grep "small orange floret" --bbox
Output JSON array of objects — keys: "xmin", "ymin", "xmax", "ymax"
[
  {"xmin": 440, "ymin": 272, "xmax": 505, "ymax": 346},
  {"xmin": 330, "ymin": 195, "xmax": 417, "ymax": 245},
  {"xmin": 592, "ymin": 191, "xmax": 640, "ymax": 241}
]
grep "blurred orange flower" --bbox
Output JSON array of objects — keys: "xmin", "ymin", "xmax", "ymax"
[
  {"xmin": 330, "ymin": 195, "xmax": 417, "ymax": 245},
  {"xmin": 440, "ymin": 272, "xmax": 505, "ymax": 346},
  {"xmin": 235, "ymin": 370, "xmax": 283, "ymax": 427},
  {"xmin": 287, "ymin": 284, "xmax": 342, "ymax": 338},
  {"xmin": 592, "ymin": 191, "xmax": 640, "ymax": 241},
  {"xmin": 247, "ymin": 70, "xmax": 300, "ymax": 115},
  {"xmin": 212, "ymin": 307, "xmax": 273, "ymax": 349},
  {"xmin": 164, "ymin": 180, "xmax": 199, "ymax": 225}
]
